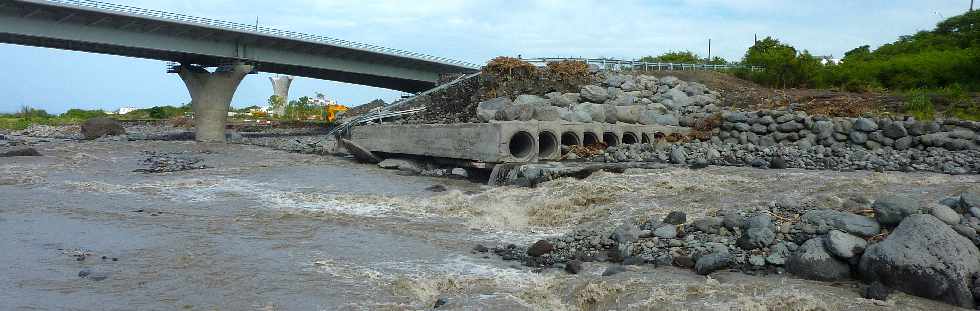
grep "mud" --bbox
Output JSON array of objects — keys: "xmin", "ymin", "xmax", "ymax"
[{"xmin": 1, "ymin": 137, "xmax": 976, "ymax": 310}]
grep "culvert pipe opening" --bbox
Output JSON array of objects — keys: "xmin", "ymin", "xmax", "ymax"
[
  {"xmin": 583, "ymin": 132, "xmax": 599, "ymax": 146},
  {"xmin": 508, "ymin": 131, "xmax": 536, "ymax": 159},
  {"xmin": 538, "ymin": 131, "xmax": 558, "ymax": 158},
  {"xmin": 623, "ymin": 132, "xmax": 639, "ymax": 144},
  {"xmin": 561, "ymin": 132, "xmax": 581, "ymax": 146},
  {"xmin": 603, "ymin": 132, "xmax": 620, "ymax": 146}
]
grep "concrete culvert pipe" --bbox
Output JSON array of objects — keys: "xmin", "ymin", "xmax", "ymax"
[
  {"xmin": 623, "ymin": 132, "xmax": 639, "ymax": 144},
  {"xmin": 583, "ymin": 132, "xmax": 599, "ymax": 146},
  {"xmin": 642, "ymin": 133, "xmax": 651, "ymax": 144},
  {"xmin": 561, "ymin": 131, "xmax": 581, "ymax": 146},
  {"xmin": 508, "ymin": 131, "xmax": 536, "ymax": 159},
  {"xmin": 538, "ymin": 131, "xmax": 559, "ymax": 159},
  {"xmin": 603, "ymin": 132, "xmax": 620, "ymax": 146}
]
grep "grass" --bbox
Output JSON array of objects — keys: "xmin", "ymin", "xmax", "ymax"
[
  {"xmin": 0, "ymin": 116, "xmax": 87, "ymax": 130},
  {"xmin": 902, "ymin": 89, "xmax": 936, "ymax": 120}
]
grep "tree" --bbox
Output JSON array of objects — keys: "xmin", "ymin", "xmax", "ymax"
[
  {"xmin": 267, "ymin": 95, "xmax": 286, "ymax": 116},
  {"xmin": 742, "ymin": 37, "xmax": 802, "ymax": 88},
  {"xmin": 640, "ymin": 51, "xmax": 701, "ymax": 63},
  {"xmin": 61, "ymin": 109, "xmax": 106, "ymax": 119}
]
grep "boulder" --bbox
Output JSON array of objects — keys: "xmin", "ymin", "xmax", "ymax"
[
  {"xmin": 930, "ymin": 203, "xmax": 961, "ymax": 225},
  {"xmin": 555, "ymin": 93, "xmax": 580, "ymax": 107},
  {"xmin": 824, "ymin": 230, "xmax": 867, "ymax": 259},
  {"xmin": 853, "ymin": 118, "xmax": 878, "ymax": 132},
  {"xmin": 476, "ymin": 97, "xmax": 511, "ymax": 122},
  {"xmin": 801, "ymin": 209, "xmax": 880, "ymax": 237},
  {"xmin": 608, "ymin": 94, "xmax": 637, "ymax": 106},
  {"xmin": 81, "ymin": 117, "xmax": 125, "ymax": 140},
  {"xmin": 565, "ymin": 260, "xmax": 583, "ymax": 274},
  {"xmin": 766, "ymin": 242, "xmax": 792, "ymax": 265},
  {"xmin": 527, "ymin": 240, "xmax": 554, "ymax": 257},
  {"xmin": 654, "ymin": 225, "xmax": 678, "ymax": 239},
  {"xmin": 532, "ymin": 105, "xmax": 560, "ymax": 121},
  {"xmin": 663, "ymin": 211, "xmax": 687, "ymax": 225},
  {"xmin": 377, "ymin": 158, "xmax": 422, "ymax": 173},
  {"xmin": 581, "ymin": 85, "xmax": 609, "ymax": 103},
  {"xmin": 615, "ymin": 106, "xmax": 642, "ymax": 124},
  {"xmin": 602, "ymin": 105, "xmax": 619, "ymax": 124},
  {"xmin": 611, "ymin": 223, "xmax": 641, "ymax": 244},
  {"xmin": 695, "ymin": 250, "xmax": 731, "ymax": 275},
  {"xmin": 577, "ymin": 103, "xmax": 605, "ymax": 123},
  {"xmin": 737, "ymin": 214, "xmax": 776, "ymax": 250},
  {"xmin": 849, "ymin": 131, "xmax": 868, "ymax": 144},
  {"xmin": 961, "ymin": 192, "xmax": 980, "ymax": 209},
  {"xmin": 882, "ymin": 122, "xmax": 908, "ymax": 139},
  {"xmin": 859, "ymin": 215, "xmax": 980, "ymax": 308},
  {"xmin": 669, "ymin": 147, "xmax": 687, "ymax": 164},
  {"xmin": 786, "ymin": 238, "xmax": 851, "ymax": 281},
  {"xmin": 514, "ymin": 94, "xmax": 548, "ymax": 106},
  {"xmin": 693, "ymin": 217, "xmax": 723, "ymax": 234},
  {"xmin": 872, "ymin": 195, "xmax": 920, "ymax": 226}
]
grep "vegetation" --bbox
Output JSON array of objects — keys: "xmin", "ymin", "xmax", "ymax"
[
  {"xmin": 736, "ymin": 10, "xmax": 980, "ymax": 93},
  {"xmin": 639, "ymin": 51, "xmax": 727, "ymax": 65}
]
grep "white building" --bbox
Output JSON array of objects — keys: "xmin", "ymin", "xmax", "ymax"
[{"xmin": 117, "ymin": 107, "xmax": 138, "ymax": 115}]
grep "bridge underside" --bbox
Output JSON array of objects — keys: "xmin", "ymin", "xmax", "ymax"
[{"xmin": 0, "ymin": 0, "xmax": 476, "ymax": 92}]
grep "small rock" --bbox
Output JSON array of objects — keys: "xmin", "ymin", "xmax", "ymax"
[
  {"xmin": 527, "ymin": 240, "xmax": 554, "ymax": 257},
  {"xmin": 473, "ymin": 244, "xmax": 489, "ymax": 253},
  {"xmin": 78, "ymin": 269, "xmax": 91, "ymax": 278},
  {"xmin": 769, "ymin": 156, "xmax": 787, "ymax": 169},
  {"xmin": 673, "ymin": 256, "xmax": 695, "ymax": 268},
  {"xmin": 425, "ymin": 185, "xmax": 448, "ymax": 192},
  {"xmin": 749, "ymin": 255, "xmax": 766, "ymax": 267},
  {"xmin": 602, "ymin": 265, "xmax": 626, "ymax": 276},
  {"xmin": 611, "ymin": 223, "xmax": 641, "ymax": 243},
  {"xmin": 824, "ymin": 230, "xmax": 867, "ymax": 259},
  {"xmin": 654, "ymin": 225, "xmax": 678, "ymax": 239},
  {"xmin": 565, "ymin": 260, "xmax": 583, "ymax": 274},
  {"xmin": 0, "ymin": 148, "xmax": 42, "ymax": 157},
  {"xmin": 433, "ymin": 297, "xmax": 448, "ymax": 309},
  {"xmin": 863, "ymin": 281, "xmax": 893, "ymax": 301},
  {"xmin": 669, "ymin": 148, "xmax": 687, "ymax": 164},
  {"xmin": 663, "ymin": 211, "xmax": 687, "ymax": 225},
  {"xmin": 693, "ymin": 217, "xmax": 723, "ymax": 234},
  {"xmin": 930, "ymin": 204, "xmax": 961, "ymax": 226},
  {"xmin": 766, "ymin": 242, "xmax": 791, "ymax": 265}
]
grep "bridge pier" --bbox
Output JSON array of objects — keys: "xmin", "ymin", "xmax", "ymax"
[
  {"xmin": 268, "ymin": 76, "xmax": 293, "ymax": 117},
  {"xmin": 176, "ymin": 63, "xmax": 253, "ymax": 142}
]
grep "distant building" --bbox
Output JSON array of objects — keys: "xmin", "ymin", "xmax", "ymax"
[
  {"xmin": 816, "ymin": 55, "xmax": 840, "ymax": 65},
  {"xmin": 117, "ymin": 107, "xmax": 137, "ymax": 115}
]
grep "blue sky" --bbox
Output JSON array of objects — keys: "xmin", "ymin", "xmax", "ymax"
[{"xmin": 0, "ymin": 0, "xmax": 973, "ymax": 114}]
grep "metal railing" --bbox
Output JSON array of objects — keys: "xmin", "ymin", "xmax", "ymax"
[
  {"xmin": 40, "ymin": 0, "xmax": 481, "ymax": 69},
  {"xmin": 521, "ymin": 57, "xmax": 764, "ymax": 72}
]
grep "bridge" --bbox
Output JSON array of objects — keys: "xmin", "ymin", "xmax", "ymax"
[{"xmin": 0, "ymin": 0, "xmax": 480, "ymax": 141}]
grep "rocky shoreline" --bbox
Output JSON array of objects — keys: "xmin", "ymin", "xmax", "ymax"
[{"xmin": 485, "ymin": 192, "xmax": 980, "ymax": 308}]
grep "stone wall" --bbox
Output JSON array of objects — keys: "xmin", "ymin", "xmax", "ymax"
[{"xmin": 713, "ymin": 110, "xmax": 980, "ymax": 152}]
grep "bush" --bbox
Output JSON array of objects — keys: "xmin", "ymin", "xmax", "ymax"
[
  {"xmin": 903, "ymin": 89, "xmax": 935, "ymax": 120},
  {"xmin": 61, "ymin": 109, "xmax": 107, "ymax": 120}
]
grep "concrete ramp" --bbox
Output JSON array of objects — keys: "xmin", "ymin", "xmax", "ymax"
[{"xmin": 349, "ymin": 122, "xmax": 690, "ymax": 164}]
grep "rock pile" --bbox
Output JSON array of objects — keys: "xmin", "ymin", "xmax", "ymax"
[
  {"xmin": 711, "ymin": 110, "xmax": 980, "ymax": 152},
  {"xmin": 15, "ymin": 124, "xmax": 81, "ymax": 139},
  {"xmin": 475, "ymin": 74, "xmax": 720, "ymax": 125},
  {"xmin": 591, "ymin": 139, "xmax": 979, "ymax": 175},
  {"xmin": 487, "ymin": 192, "xmax": 980, "ymax": 308},
  {"xmin": 133, "ymin": 151, "xmax": 209, "ymax": 173}
]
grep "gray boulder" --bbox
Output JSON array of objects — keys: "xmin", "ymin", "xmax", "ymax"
[
  {"xmin": 476, "ymin": 97, "xmax": 511, "ymax": 122},
  {"xmin": 611, "ymin": 223, "xmax": 641, "ymax": 243},
  {"xmin": 555, "ymin": 93, "xmax": 580, "ymax": 107},
  {"xmin": 602, "ymin": 105, "xmax": 619, "ymax": 124},
  {"xmin": 695, "ymin": 250, "xmax": 731, "ymax": 275},
  {"xmin": 693, "ymin": 217, "xmax": 723, "ymax": 234},
  {"xmin": 532, "ymin": 105, "xmax": 560, "ymax": 121},
  {"xmin": 824, "ymin": 230, "xmax": 867, "ymax": 259},
  {"xmin": 669, "ymin": 147, "xmax": 687, "ymax": 164},
  {"xmin": 853, "ymin": 118, "xmax": 878, "ymax": 132},
  {"xmin": 608, "ymin": 94, "xmax": 637, "ymax": 106},
  {"xmin": 930, "ymin": 204, "xmax": 961, "ymax": 225},
  {"xmin": 577, "ymin": 103, "xmax": 604, "ymax": 123},
  {"xmin": 859, "ymin": 215, "xmax": 980, "ymax": 308},
  {"xmin": 872, "ymin": 195, "xmax": 920, "ymax": 226},
  {"xmin": 81, "ymin": 117, "xmax": 126, "ymax": 140},
  {"xmin": 581, "ymin": 85, "xmax": 609, "ymax": 103},
  {"xmin": 615, "ymin": 106, "xmax": 642, "ymax": 124},
  {"xmin": 882, "ymin": 122, "xmax": 908, "ymax": 139},
  {"xmin": 786, "ymin": 237, "xmax": 851, "ymax": 281},
  {"xmin": 514, "ymin": 94, "xmax": 548, "ymax": 106},
  {"xmin": 961, "ymin": 192, "xmax": 980, "ymax": 209},
  {"xmin": 654, "ymin": 225, "xmax": 678, "ymax": 239},
  {"xmin": 737, "ymin": 214, "xmax": 776, "ymax": 250},
  {"xmin": 849, "ymin": 131, "xmax": 868, "ymax": 144},
  {"xmin": 801, "ymin": 209, "xmax": 881, "ymax": 237}
]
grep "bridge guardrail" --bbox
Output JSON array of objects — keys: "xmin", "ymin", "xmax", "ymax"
[
  {"xmin": 40, "ymin": 0, "xmax": 481, "ymax": 69},
  {"xmin": 521, "ymin": 57, "xmax": 764, "ymax": 72}
]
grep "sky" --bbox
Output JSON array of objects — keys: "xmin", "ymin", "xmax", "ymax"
[{"xmin": 0, "ymin": 0, "xmax": 973, "ymax": 114}]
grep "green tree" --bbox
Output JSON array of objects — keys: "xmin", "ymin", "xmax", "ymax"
[
  {"xmin": 267, "ymin": 95, "xmax": 285, "ymax": 116},
  {"xmin": 61, "ymin": 109, "xmax": 106, "ymax": 119},
  {"xmin": 741, "ymin": 37, "xmax": 801, "ymax": 88},
  {"xmin": 640, "ymin": 51, "xmax": 702, "ymax": 63}
]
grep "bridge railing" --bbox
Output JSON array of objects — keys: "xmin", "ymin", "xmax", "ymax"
[
  {"xmin": 41, "ymin": 0, "xmax": 481, "ymax": 69},
  {"xmin": 521, "ymin": 57, "xmax": 764, "ymax": 72}
]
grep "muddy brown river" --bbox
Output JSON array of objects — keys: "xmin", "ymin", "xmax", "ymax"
[{"xmin": 1, "ymin": 138, "xmax": 977, "ymax": 310}]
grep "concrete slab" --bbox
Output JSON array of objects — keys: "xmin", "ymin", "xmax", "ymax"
[{"xmin": 349, "ymin": 122, "xmax": 690, "ymax": 164}]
